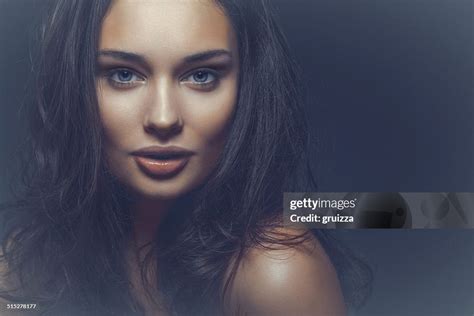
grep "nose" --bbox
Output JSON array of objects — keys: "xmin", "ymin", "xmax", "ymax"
[{"xmin": 143, "ymin": 78, "xmax": 183, "ymax": 138}]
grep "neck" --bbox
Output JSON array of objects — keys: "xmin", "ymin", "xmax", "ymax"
[
  {"xmin": 131, "ymin": 198, "xmax": 175, "ymax": 250},
  {"xmin": 126, "ymin": 198, "xmax": 168, "ymax": 312}
]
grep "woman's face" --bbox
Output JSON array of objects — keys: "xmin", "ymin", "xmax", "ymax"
[{"xmin": 97, "ymin": 0, "xmax": 239, "ymax": 200}]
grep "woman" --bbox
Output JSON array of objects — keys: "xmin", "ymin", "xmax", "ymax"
[{"xmin": 0, "ymin": 0, "xmax": 371, "ymax": 315}]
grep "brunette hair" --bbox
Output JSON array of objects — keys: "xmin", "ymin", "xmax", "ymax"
[{"xmin": 0, "ymin": 0, "xmax": 372, "ymax": 315}]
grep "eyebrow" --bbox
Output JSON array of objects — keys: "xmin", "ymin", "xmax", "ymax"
[
  {"xmin": 97, "ymin": 49, "xmax": 233, "ymax": 67},
  {"xmin": 98, "ymin": 50, "xmax": 149, "ymax": 69},
  {"xmin": 182, "ymin": 49, "xmax": 232, "ymax": 64}
]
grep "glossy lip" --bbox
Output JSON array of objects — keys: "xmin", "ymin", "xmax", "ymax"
[{"xmin": 131, "ymin": 145, "xmax": 194, "ymax": 179}]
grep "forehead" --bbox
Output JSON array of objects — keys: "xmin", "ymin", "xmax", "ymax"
[{"xmin": 100, "ymin": 0, "xmax": 236, "ymax": 59}]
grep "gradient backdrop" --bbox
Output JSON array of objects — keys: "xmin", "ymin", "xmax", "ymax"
[{"xmin": 1, "ymin": 1, "xmax": 473, "ymax": 315}]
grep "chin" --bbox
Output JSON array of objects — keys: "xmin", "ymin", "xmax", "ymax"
[
  {"xmin": 125, "ymin": 175, "xmax": 199, "ymax": 202},
  {"xmin": 130, "ymin": 185, "xmax": 188, "ymax": 201}
]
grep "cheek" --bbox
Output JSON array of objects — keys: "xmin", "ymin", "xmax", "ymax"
[
  {"xmin": 96, "ymin": 83, "xmax": 146, "ymax": 147},
  {"xmin": 181, "ymin": 80, "xmax": 237, "ymax": 148}
]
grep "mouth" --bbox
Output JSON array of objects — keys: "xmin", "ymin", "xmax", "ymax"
[{"xmin": 131, "ymin": 146, "xmax": 194, "ymax": 179}]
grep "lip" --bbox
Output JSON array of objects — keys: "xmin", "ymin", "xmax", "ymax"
[{"xmin": 131, "ymin": 146, "xmax": 194, "ymax": 179}]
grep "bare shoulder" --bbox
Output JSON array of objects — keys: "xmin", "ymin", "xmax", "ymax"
[{"xmin": 227, "ymin": 227, "xmax": 347, "ymax": 316}]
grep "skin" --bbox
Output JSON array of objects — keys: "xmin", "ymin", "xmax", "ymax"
[
  {"xmin": 97, "ymin": 0, "xmax": 239, "ymax": 201},
  {"xmin": 97, "ymin": 0, "xmax": 239, "ymax": 245},
  {"xmin": 226, "ymin": 228, "xmax": 348, "ymax": 316},
  {"xmin": 96, "ymin": 1, "xmax": 347, "ymax": 315}
]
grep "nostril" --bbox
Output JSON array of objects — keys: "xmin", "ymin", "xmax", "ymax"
[{"xmin": 144, "ymin": 121, "xmax": 183, "ymax": 138}]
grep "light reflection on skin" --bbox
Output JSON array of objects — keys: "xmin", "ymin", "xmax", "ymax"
[{"xmin": 96, "ymin": 0, "xmax": 239, "ymax": 247}]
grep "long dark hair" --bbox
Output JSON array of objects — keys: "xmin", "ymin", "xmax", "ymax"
[{"xmin": 0, "ymin": 0, "xmax": 372, "ymax": 315}]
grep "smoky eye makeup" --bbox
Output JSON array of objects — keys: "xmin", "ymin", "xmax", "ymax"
[
  {"xmin": 96, "ymin": 60, "xmax": 146, "ymax": 89},
  {"xmin": 104, "ymin": 68, "xmax": 146, "ymax": 88},
  {"xmin": 180, "ymin": 68, "xmax": 223, "ymax": 91},
  {"xmin": 95, "ymin": 55, "xmax": 234, "ymax": 91},
  {"xmin": 179, "ymin": 61, "xmax": 234, "ymax": 91}
]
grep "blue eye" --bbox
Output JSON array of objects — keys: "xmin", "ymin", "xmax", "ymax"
[
  {"xmin": 116, "ymin": 70, "xmax": 133, "ymax": 82},
  {"xmin": 107, "ymin": 69, "xmax": 144, "ymax": 87},
  {"xmin": 184, "ymin": 70, "xmax": 217, "ymax": 86},
  {"xmin": 193, "ymin": 71, "xmax": 211, "ymax": 83}
]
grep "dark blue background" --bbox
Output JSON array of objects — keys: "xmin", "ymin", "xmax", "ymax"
[
  {"xmin": 274, "ymin": 0, "xmax": 473, "ymax": 192},
  {"xmin": 1, "ymin": 1, "xmax": 473, "ymax": 315}
]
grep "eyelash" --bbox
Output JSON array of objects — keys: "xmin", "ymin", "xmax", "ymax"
[
  {"xmin": 181, "ymin": 69, "xmax": 219, "ymax": 89},
  {"xmin": 102, "ymin": 68, "xmax": 220, "ymax": 90},
  {"xmin": 104, "ymin": 68, "xmax": 145, "ymax": 88}
]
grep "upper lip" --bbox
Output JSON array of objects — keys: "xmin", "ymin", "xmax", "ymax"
[{"xmin": 131, "ymin": 145, "xmax": 194, "ymax": 159}]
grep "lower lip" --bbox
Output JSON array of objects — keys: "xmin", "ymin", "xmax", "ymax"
[{"xmin": 133, "ymin": 155, "xmax": 191, "ymax": 179}]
